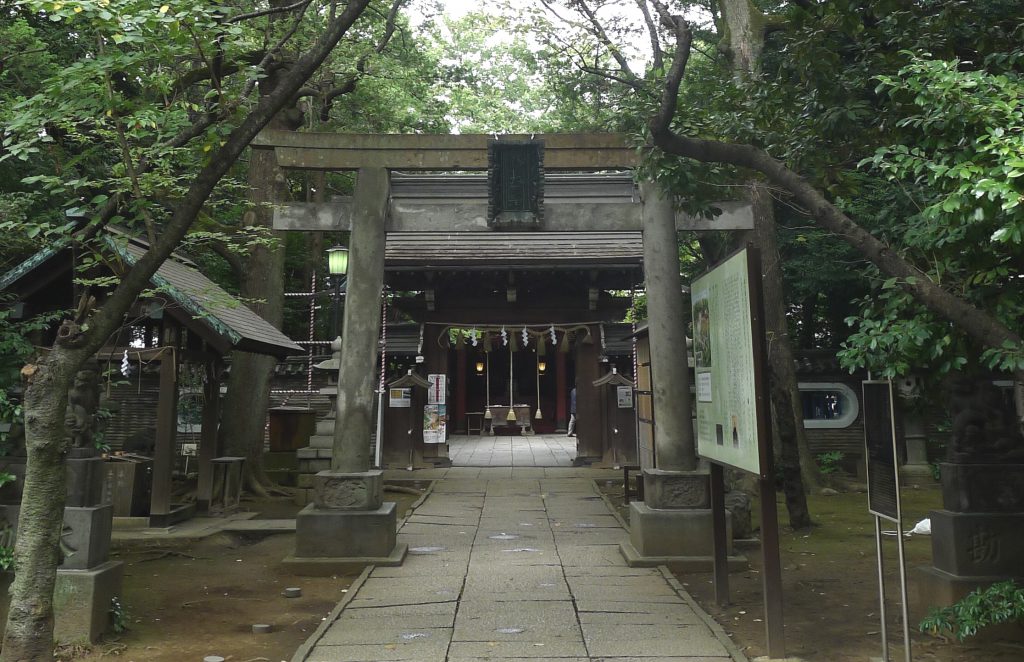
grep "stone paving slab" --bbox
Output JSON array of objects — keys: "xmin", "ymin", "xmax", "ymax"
[
  {"xmin": 575, "ymin": 601, "xmax": 709, "ymax": 624},
  {"xmin": 553, "ymin": 529, "xmax": 628, "ymax": 545},
  {"xmin": 556, "ymin": 544, "xmax": 632, "ymax": 567},
  {"xmin": 567, "ymin": 575, "xmax": 682, "ymax": 599},
  {"xmin": 339, "ymin": 601, "xmax": 458, "ymax": 626},
  {"xmin": 452, "ymin": 599, "xmax": 579, "ymax": 641},
  {"xmin": 319, "ymin": 622, "xmax": 453, "ymax": 646},
  {"xmin": 306, "ymin": 640, "xmax": 449, "ymax": 661},
  {"xmin": 461, "ymin": 575, "xmax": 570, "ymax": 602},
  {"xmin": 299, "ymin": 472, "xmax": 742, "ymax": 662},
  {"xmin": 448, "ymin": 639, "xmax": 589, "ymax": 658},
  {"xmin": 582, "ymin": 623, "xmax": 732, "ymax": 658}
]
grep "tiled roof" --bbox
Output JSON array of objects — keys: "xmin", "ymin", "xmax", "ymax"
[
  {"xmin": 115, "ymin": 242, "xmax": 302, "ymax": 357},
  {"xmin": 0, "ymin": 239, "xmax": 302, "ymax": 358},
  {"xmin": 384, "ymin": 232, "xmax": 643, "ymax": 268}
]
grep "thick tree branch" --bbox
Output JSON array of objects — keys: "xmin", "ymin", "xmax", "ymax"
[
  {"xmin": 559, "ymin": 0, "xmax": 642, "ymax": 88},
  {"xmin": 170, "ymin": 50, "xmax": 266, "ymax": 97},
  {"xmin": 205, "ymin": 239, "xmax": 246, "ymax": 280},
  {"xmin": 647, "ymin": 13, "xmax": 1023, "ymax": 356},
  {"xmin": 636, "ymin": 0, "xmax": 664, "ymax": 72},
  {"xmin": 317, "ymin": 0, "xmax": 406, "ymax": 121},
  {"xmin": 647, "ymin": 7, "xmax": 692, "ymax": 137},
  {"xmin": 228, "ymin": 0, "xmax": 312, "ymax": 24},
  {"xmin": 78, "ymin": 0, "xmax": 374, "ymax": 356}
]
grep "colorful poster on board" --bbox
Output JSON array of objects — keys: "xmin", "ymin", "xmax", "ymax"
[
  {"xmin": 691, "ymin": 248, "xmax": 762, "ymax": 476},
  {"xmin": 423, "ymin": 404, "xmax": 447, "ymax": 444}
]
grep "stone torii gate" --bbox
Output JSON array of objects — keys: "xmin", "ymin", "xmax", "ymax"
[{"xmin": 255, "ymin": 131, "xmax": 753, "ymax": 569}]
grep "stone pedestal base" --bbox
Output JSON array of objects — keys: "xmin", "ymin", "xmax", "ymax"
[
  {"xmin": 643, "ymin": 468, "xmax": 710, "ymax": 508},
  {"xmin": 930, "ymin": 510, "xmax": 1024, "ymax": 577},
  {"xmin": 60, "ymin": 505, "xmax": 113, "ymax": 570},
  {"xmin": 313, "ymin": 470, "xmax": 383, "ymax": 510},
  {"xmin": 911, "ymin": 565, "xmax": 1024, "ymax": 608},
  {"xmin": 620, "ymin": 502, "xmax": 745, "ymax": 571},
  {"xmin": 900, "ymin": 463, "xmax": 934, "ymax": 482},
  {"xmin": 54, "ymin": 560, "xmax": 123, "ymax": 645},
  {"xmin": 288, "ymin": 501, "xmax": 405, "ymax": 574},
  {"xmin": 66, "ymin": 453, "xmax": 105, "ymax": 508}
]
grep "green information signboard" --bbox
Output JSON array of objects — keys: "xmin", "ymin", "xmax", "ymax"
[{"xmin": 691, "ymin": 247, "xmax": 766, "ymax": 477}]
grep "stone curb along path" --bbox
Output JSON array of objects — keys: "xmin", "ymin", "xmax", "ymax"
[{"xmin": 294, "ymin": 469, "xmax": 748, "ymax": 662}]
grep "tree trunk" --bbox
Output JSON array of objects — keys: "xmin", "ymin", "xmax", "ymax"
[
  {"xmin": 218, "ymin": 124, "xmax": 288, "ymax": 495},
  {"xmin": 1015, "ymin": 369, "xmax": 1024, "ymax": 437},
  {"xmin": 1, "ymin": 3, "xmax": 373, "ymax": 653},
  {"xmin": 719, "ymin": 0, "xmax": 816, "ymax": 524},
  {"xmin": 748, "ymin": 186, "xmax": 815, "ymax": 528},
  {"xmin": 217, "ymin": 1, "xmax": 296, "ymax": 495},
  {"xmin": 0, "ymin": 349, "xmax": 78, "ymax": 661}
]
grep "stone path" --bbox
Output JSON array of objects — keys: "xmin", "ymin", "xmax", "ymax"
[
  {"xmin": 448, "ymin": 434, "xmax": 578, "ymax": 467},
  {"xmin": 298, "ymin": 471, "xmax": 743, "ymax": 662}
]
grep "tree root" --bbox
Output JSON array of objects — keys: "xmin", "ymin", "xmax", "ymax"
[
  {"xmin": 385, "ymin": 484, "xmax": 424, "ymax": 496},
  {"xmin": 137, "ymin": 550, "xmax": 205, "ymax": 562},
  {"xmin": 244, "ymin": 465, "xmax": 294, "ymax": 498},
  {"xmin": 100, "ymin": 643, "xmax": 128, "ymax": 657}
]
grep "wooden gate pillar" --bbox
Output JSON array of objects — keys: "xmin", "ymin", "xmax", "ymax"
[{"xmin": 574, "ymin": 328, "xmax": 601, "ymax": 464}]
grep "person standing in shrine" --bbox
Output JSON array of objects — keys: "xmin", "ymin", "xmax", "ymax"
[{"xmin": 567, "ymin": 386, "xmax": 577, "ymax": 436}]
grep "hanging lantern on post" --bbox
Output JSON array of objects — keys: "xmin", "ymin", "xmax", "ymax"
[
  {"xmin": 507, "ymin": 339, "xmax": 516, "ymax": 422},
  {"xmin": 484, "ymin": 352, "xmax": 492, "ymax": 420},
  {"xmin": 535, "ymin": 355, "xmax": 543, "ymax": 420}
]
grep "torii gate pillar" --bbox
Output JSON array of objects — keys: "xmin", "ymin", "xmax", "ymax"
[
  {"xmin": 620, "ymin": 182, "xmax": 740, "ymax": 571},
  {"xmin": 332, "ymin": 168, "xmax": 388, "ymax": 473},
  {"xmin": 290, "ymin": 167, "xmax": 407, "ymax": 572}
]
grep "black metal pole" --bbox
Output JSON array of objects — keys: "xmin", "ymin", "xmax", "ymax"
[{"xmin": 330, "ymin": 276, "xmax": 342, "ymax": 339}]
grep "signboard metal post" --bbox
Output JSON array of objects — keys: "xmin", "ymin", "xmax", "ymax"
[
  {"xmin": 710, "ymin": 462, "xmax": 730, "ymax": 606},
  {"xmin": 863, "ymin": 380, "xmax": 912, "ymax": 662}
]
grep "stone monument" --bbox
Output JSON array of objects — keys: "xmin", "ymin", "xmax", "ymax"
[
  {"xmin": 54, "ymin": 368, "xmax": 124, "ymax": 643},
  {"xmin": 914, "ymin": 376, "xmax": 1024, "ymax": 607},
  {"xmin": 896, "ymin": 375, "xmax": 934, "ymax": 482}
]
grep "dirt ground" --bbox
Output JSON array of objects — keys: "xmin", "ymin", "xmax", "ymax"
[
  {"xmin": 603, "ymin": 480, "xmax": 1024, "ymax": 662},
  {"xmin": 56, "ymin": 488, "xmax": 422, "ymax": 662}
]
